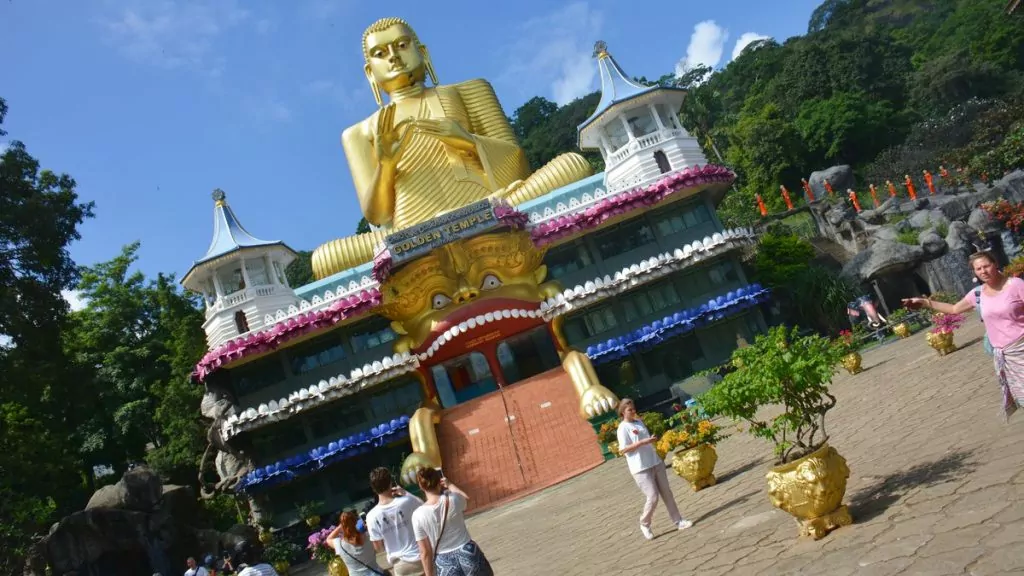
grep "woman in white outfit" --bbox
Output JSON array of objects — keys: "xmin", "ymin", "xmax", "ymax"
[
  {"xmin": 411, "ymin": 468, "xmax": 493, "ymax": 576},
  {"xmin": 616, "ymin": 398, "xmax": 693, "ymax": 539}
]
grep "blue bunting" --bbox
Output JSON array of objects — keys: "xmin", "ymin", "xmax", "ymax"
[
  {"xmin": 235, "ymin": 414, "xmax": 412, "ymax": 494},
  {"xmin": 585, "ymin": 284, "xmax": 771, "ymax": 365}
]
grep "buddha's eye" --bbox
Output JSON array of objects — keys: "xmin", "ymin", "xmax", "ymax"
[
  {"xmin": 432, "ymin": 293, "xmax": 452, "ymax": 310},
  {"xmin": 372, "ymin": 49, "xmax": 385, "ymax": 58},
  {"xmin": 481, "ymin": 274, "xmax": 502, "ymax": 290},
  {"xmin": 397, "ymin": 41, "xmax": 408, "ymax": 49}
]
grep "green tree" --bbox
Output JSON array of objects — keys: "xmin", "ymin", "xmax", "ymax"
[
  {"xmin": 0, "ymin": 97, "xmax": 95, "ymax": 570},
  {"xmin": 285, "ymin": 250, "xmax": 314, "ymax": 287}
]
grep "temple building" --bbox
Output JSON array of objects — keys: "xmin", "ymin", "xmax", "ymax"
[{"xmin": 185, "ymin": 28, "xmax": 768, "ymax": 530}]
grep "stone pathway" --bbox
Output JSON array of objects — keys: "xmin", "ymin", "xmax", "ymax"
[
  {"xmin": 295, "ymin": 321, "xmax": 1024, "ymax": 575},
  {"xmin": 465, "ymin": 321, "xmax": 1024, "ymax": 575}
]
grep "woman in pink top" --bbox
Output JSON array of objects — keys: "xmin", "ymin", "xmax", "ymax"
[{"xmin": 903, "ymin": 251, "xmax": 1024, "ymax": 419}]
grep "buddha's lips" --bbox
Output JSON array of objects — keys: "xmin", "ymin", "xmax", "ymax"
[{"xmin": 414, "ymin": 297, "xmax": 544, "ymax": 358}]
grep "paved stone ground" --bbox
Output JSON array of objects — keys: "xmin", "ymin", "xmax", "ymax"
[{"xmin": 296, "ymin": 321, "xmax": 1024, "ymax": 575}]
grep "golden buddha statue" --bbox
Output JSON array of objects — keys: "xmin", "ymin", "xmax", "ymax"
[{"xmin": 311, "ymin": 17, "xmax": 592, "ymax": 279}]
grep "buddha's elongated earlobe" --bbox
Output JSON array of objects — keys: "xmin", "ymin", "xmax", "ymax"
[
  {"xmin": 365, "ymin": 64, "xmax": 383, "ymax": 108},
  {"xmin": 421, "ymin": 45, "xmax": 438, "ymax": 86}
]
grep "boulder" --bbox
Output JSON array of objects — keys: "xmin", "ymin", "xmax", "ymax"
[
  {"xmin": 842, "ymin": 240, "xmax": 925, "ymax": 280},
  {"xmin": 859, "ymin": 208, "xmax": 886, "ymax": 225},
  {"xmin": 996, "ymin": 170, "xmax": 1024, "ymax": 202},
  {"xmin": 946, "ymin": 221, "xmax": 977, "ymax": 253},
  {"xmin": 809, "ymin": 165, "xmax": 855, "ymax": 200},
  {"xmin": 919, "ymin": 230, "xmax": 947, "ymax": 257},
  {"xmin": 826, "ymin": 204, "xmax": 855, "ymax": 225},
  {"xmin": 908, "ymin": 210, "xmax": 933, "ymax": 229},
  {"xmin": 872, "ymin": 226, "xmax": 898, "ymax": 242},
  {"xmin": 968, "ymin": 207, "xmax": 999, "ymax": 233},
  {"xmin": 86, "ymin": 466, "xmax": 163, "ymax": 512}
]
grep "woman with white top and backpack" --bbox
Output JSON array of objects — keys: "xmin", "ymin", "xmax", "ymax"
[{"xmin": 411, "ymin": 468, "xmax": 493, "ymax": 576}]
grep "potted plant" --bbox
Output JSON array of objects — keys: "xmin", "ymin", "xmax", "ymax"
[
  {"xmin": 264, "ymin": 539, "xmax": 301, "ymax": 576},
  {"xmin": 296, "ymin": 500, "xmax": 324, "ymax": 529},
  {"xmin": 596, "ymin": 419, "xmax": 621, "ymax": 459},
  {"xmin": 926, "ymin": 312, "xmax": 965, "ymax": 356},
  {"xmin": 887, "ymin": 307, "xmax": 911, "ymax": 338},
  {"xmin": 700, "ymin": 326, "xmax": 852, "ymax": 539},
  {"xmin": 836, "ymin": 330, "xmax": 862, "ymax": 375},
  {"xmin": 661, "ymin": 406, "xmax": 726, "ymax": 491},
  {"xmin": 307, "ymin": 525, "xmax": 348, "ymax": 576}
]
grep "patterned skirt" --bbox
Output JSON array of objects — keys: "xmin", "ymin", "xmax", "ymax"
[
  {"xmin": 434, "ymin": 541, "xmax": 493, "ymax": 576},
  {"xmin": 993, "ymin": 335, "xmax": 1024, "ymax": 420}
]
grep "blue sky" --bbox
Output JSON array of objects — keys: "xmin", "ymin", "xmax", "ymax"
[{"xmin": 2, "ymin": 0, "xmax": 822, "ymax": 286}]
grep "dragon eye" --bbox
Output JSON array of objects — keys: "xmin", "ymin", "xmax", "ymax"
[
  {"xmin": 481, "ymin": 274, "xmax": 502, "ymax": 290},
  {"xmin": 431, "ymin": 293, "xmax": 452, "ymax": 310}
]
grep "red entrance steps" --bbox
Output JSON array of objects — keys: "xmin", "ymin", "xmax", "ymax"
[{"xmin": 435, "ymin": 367, "xmax": 605, "ymax": 513}]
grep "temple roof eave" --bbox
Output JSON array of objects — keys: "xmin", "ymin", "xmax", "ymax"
[
  {"xmin": 577, "ymin": 87, "xmax": 688, "ymax": 149},
  {"xmin": 181, "ymin": 242, "xmax": 297, "ymax": 291}
]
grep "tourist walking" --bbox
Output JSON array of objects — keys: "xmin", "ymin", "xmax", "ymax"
[
  {"xmin": 326, "ymin": 510, "xmax": 391, "ymax": 576},
  {"xmin": 903, "ymin": 250, "xmax": 1024, "ymax": 419},
  {"xmin": 616, "ymin": 398, "xmax": 693, "ymax": 540},
  {"xmin": 411, "ymin": 468, "xmax": 492, "ymax": 576},
  {"xmin": 366, "ymin": 467, "xmax": 425, "ymax": 576}
]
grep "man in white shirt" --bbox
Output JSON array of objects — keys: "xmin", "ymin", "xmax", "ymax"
[
  {"xmin": 366, "ymin": 467, "xmax": 425, "ymax": 576},
  {"xmin": 184, "ymin": 557, "xmax": 208, "ymax": 576}
]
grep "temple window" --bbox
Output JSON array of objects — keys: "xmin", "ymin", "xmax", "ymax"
[
  {"xmin": 563, "ymin": 304, "xmax": 619, "ymax": 344},
  {"xmin": 654, "ymin": 150, "xmax": 672, "ymax": 173},
  {"xmin": 605, "ymin": 121, "xmax": 630, "ymax": 150},
  {"xmin": 638, "ymin": 335, "xmax": 704, "ymax": 387},
  {"xmin": 234, "ymin": 310, "xmax": 250, "ymax": 334},
  {"xmin": 627, "ymin": 109, "xmax": 658, "ymax": 137},
  {"xmin": 246, "ymin": 258, "xmax": 271, "ymax": 286},
  {"xmin": 650, "ymin": 202, "xmax": 711, "ymax": 237},
  {"xmin": 592, "ymin": 219, "xmax": 656, "ymax": 260},
  {"xmin": 232, "ymin": 356, "xmax": 287, "ymax": 397},
  {"xmin": 287, "ymin": 334, "xmax": 347, "ymax": 375},
  {"xmin": 544, "ymin": 240, "xmax": 594, "ymax": 280},
  {"xmin": 349, "ymin": 318, "xmax": 397, "ymax": 354},
  {"xmin": 218, "ymin": 266, "xmax": 245, "ymax": 294},
  {"xmin": 657, "ymin": 104, "xmax": 678, "ymax": 130},
  {"xmin": 621, "ymin": 281, "xmax": 681, "ymax": 323}
]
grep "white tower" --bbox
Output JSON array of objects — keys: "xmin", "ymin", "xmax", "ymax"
[
  {"xmin": 182, "ymin": 189, "xmax": 299, "ymax": 349},
  {"xmin": 578, "ymin": 41, "xmax": 709, "ymax": 193}
]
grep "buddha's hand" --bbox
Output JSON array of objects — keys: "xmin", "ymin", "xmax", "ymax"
[
  {"xmin": 375, "ymin": 104, "xmax": 414, "ymax": 168},
  {"xmin": 414, "ymin": 118, "xmax": 476, "ymax": 152}
]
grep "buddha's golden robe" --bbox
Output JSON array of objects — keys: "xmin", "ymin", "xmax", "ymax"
[
  {"xmin": 384, "ymin": 79, "xmax": 530, "ymax": 230},
  {"xmin": 311, "ymin": 79, "xmax": 591, "ymax": 279}
]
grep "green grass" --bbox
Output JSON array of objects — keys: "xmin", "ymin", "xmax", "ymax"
[{"xmin": 896, "ymin": 229, "xmax": 920, "ymax": 245}]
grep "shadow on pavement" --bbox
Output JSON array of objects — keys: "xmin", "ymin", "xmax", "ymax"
[
  {"xmin": 714, "ymin": 457, "xmax": 767, "ymax": 486},
  {"xmin": 693, "ymin": 490, "xmax": 759, "ymax": 524},
  {"xmin": 848, "ymin": 449, "xmax": 977, "ymax": 523}
]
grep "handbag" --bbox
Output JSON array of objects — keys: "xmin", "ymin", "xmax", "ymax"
[
  {"xmin": 337, "ymin": 540, "xmax": 392, "ymax": 576},
  {"xmin": 976, "ymin": 286, "xmax": 995, "ymax": 356}
]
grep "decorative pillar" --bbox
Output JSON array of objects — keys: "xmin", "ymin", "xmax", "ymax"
[
  {"xmin": 212, "ymin": 273, "xmax": 225, "ymax": 298},
  {"xmin": 239, "ymin": 257, "xmax": 252, "ymax": 290},
  {"xmin": 619, "ymin": 115, "xmax": 637, "ymax": 143},
  {"xmin": 265, "ymin": 254, "xmax": 278, "ymax": 286},
  {"xmin": 649, "ymin": 104, "xmax": 666, "ymax": 131},
  {"xmin": 599, "ymin": 133, "xmax": 614, "ymax": 158}
]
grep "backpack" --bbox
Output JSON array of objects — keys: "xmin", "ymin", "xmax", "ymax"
[{"xmin": 975, "ymin": 286, "xmax": 994, "ymax": 356}]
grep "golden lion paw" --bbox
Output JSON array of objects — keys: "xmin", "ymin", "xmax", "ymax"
[
  {"xmin": 400, "ymin": 451, "xmax": 441, "ymax": 486},
  {"xmin": 580, "ymin": 384, "xmax": 619, "ymax": 418}
]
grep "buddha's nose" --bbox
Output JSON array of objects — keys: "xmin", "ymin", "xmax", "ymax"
[{"xmin": 453, "ymin": 287, "xmax": 479, "ymax": 304}]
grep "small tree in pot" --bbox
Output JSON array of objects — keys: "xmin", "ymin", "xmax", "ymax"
[{"xmin": 700, "ymin": 325, "xmax": 852, "ymax": 539}]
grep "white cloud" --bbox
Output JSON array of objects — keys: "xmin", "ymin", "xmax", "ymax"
[
  {"xmin": 732, "ymin": 32, "xmax": 771, "ymax": 60},
  {"xmin": 243, "ymin": 98, "xmax": 293, "ymax": 123},
  {"xmin": 301, "ymin": 79, "xmax": 364, "ymax": 111},
  {"xmin": 502, "ymin": 2, "xmax": 604, "ymax": 105},
  {"xmin": 62, "ymin": 289, "xmax": 87, "ymax": 312},
  {"xmin": 675, "ymin": 20, "xmax": 729, "ymax": 77},
  {"xmin": 97, "ymin": 0, "xmax": 251, "ymax": 75},
  {"xmin": 255, "ymin": 18, "xmax": 274, "ymax": 35}
]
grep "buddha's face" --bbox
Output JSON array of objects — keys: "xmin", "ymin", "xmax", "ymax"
[{"xmin": 364, "ymin": 24, "xmax": 426, "ymax": 94}]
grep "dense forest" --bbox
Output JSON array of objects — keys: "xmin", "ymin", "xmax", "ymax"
[{"xmin": 2, "ymin": 0, "xmax": 1023, "ymax": 569}]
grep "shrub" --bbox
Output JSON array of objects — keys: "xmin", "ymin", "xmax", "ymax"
[{"xmin": 700, "ymin": 326, "xmax": 845, "ymax": 464}]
